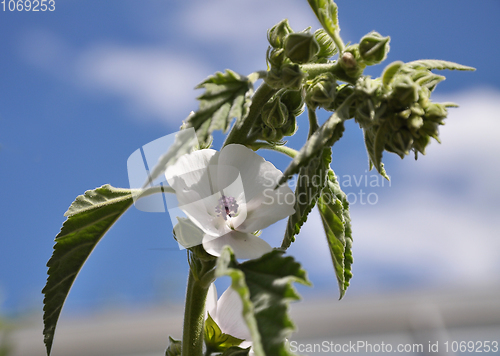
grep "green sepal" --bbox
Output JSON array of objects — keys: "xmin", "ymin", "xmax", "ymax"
[
  {"xmin": 205, "ymin": 313, "xmax": 245, "ymax": 353},
  {"xmin": 317, "ymin": 170, "xmax": 353, "ymax": 299},
  {"xmin": 215, "ymin": 247, "xmax": 310, "ymax": 356},
  {"xmin": 43, "ymin": 185, "xmax": 134, "ymax": 356},
  {"xmin": 221, "ymin": 346, "xmax": 252, "ymax": 356},
  {"xmin": 186, "ymin": 70, "xmax": 254, "ymax": 145},
  {"xmin": 165, "ymin": 336, "xmax": 182, "ymax": 356},
  {"xmin": 358, "ymin": 31, "xmax": 390, "ymax": 66},
  {"xmin": 284, "ymin": 32, "xmax": 320, "ymax": 64},
  {"xmin": 382, "ymin": 61, "xmax": 404, "ymax": 87},
  {"xmin": 281, "ymin": 148, "xmax": 331, "ymax": 249}
]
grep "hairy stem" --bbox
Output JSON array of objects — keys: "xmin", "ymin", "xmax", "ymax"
[
  {"xmin": 307, "ymin": 106, "xmax": 319, "ymax": 138},
  {"xmin": 250, "ymin": 142, "xmax": 298, "ymax": 158},
  {"xmin": 181, "ymin": 257, "xmax": 216, "ymax": 356}
]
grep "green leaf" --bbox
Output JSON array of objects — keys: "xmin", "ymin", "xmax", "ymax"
[
  {"xmin": 205, "ymin": 312, "xmax": 245, "ymax": 353},
  {"xmin": 215, "ymin": 247, "xmax": 310, "ymax": 356},
  {"xmin": 186, "ymin": 69, "xmax": 254, "ymax": 145},
  {"xmin": 42, "ymin": 185, "xmax": 134, "ymax": 356},
  {"xmin": 317, "ymin": 170, "xmax": 353, "ymax": 299},
  {"xmin": 277, "ymin": 105, "xmax": 349, "ymax": 187},
  {"xmin": 281, "ymin": 148, "xmax": 331, "ymax": 249},
  {"xmin": 404, "ymin": 60, "xmax": 475, "ymax": 71},
  {"xmin": 363, "ymin": 124, "xmax": 390, "ymax": 180},
  {"xmin": 165, "ymin": 336, "xmax": 182, "ymax": 356},
  {"xmin": 307, "ymin": 0, "xmax": 340, "ymax": 43},
  {"xmin": 221, "ymin": 346, "xmax": 252, "ymax": 356}
]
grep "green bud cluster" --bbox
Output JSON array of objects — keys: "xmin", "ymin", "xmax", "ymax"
[
  {"xmin": 304, "ymin": 72, "xmax": 338, "ymax": 110},
  {"xmin": 265, "ymin": 20, "xmax": 329, "ymax": 90},
  {"xmin": 258, "ymin": 89, "xmax": 304, "ymax": 142},
  {"xmin": 353, "ymin": 62, "xmax": 452, "ymax": 159}
]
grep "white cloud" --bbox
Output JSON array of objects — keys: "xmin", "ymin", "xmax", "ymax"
[
  {"xmin": 75, "ymin": 45, "xmax": 210, "ymax": 123},
  {"xmin": 287, "ymin": 88, "xmax": 500, "ymax": 292}
]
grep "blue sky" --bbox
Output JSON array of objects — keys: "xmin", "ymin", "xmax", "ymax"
[{"xmin": 1, "ymin": 0, "xmax": 499, "ymax": 319}]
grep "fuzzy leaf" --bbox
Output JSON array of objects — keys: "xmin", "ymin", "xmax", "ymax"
[
  {"xmin": 277, "ymin": 111, "xmax": 345, "ymax": 188},
  {"xmin": 363, "ymin": 124, "xmax": 390, "ymax": 180},
  {"xmin": 317, "ymin": 170, "xmax": 353, "ymax": 299},
  {"xmin": 281, "ymin": 148, "xmax": 331, "ymax": 249},
  {"xmin": 215, "ymin": 247, "xmax": 310, "ymax": 356},
  {"xmin": 307, "ymin": 0, "xmax": 340, "ymax": 43},
  {"xmin": 165, "ymin": 337, "xmax": 182, "ymax": 356},
  {"xmin": 186, "ymin": 69, "xmax": 254, "ymax": 145},
  {"xmin": 404, "ymin": 60, "xmax": 475, "ymax": 71},
  {"xmin": 43, "ymin": 185, "xmax": 134, "ymax": 355}
]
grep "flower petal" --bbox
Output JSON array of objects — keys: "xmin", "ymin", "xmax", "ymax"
[
  {"xmin": 236, "ymin": 184, "xmax": 295, "ymax": 233},
  {"xmin": 205, "ymin": 283, "xmax": 218, "ymax": 320},
  {"xmin": 216, "ymin": 286, "xmax": 251, "ymax": 341},
  {"xmin": 165, "ymin": 149, "xmax": 218, "ymax": 198},
  {"xmin": 217, "ymin": 144, "xmax": 280, "ymax": 202},
  {"xmin": 202, "ymin": 231, "xmax": 272, "ymax": 259}
]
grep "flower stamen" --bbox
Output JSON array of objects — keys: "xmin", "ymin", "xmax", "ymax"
[{"xmin": 215, "ymin": 195, "xmax": 239, "ymax": 221}]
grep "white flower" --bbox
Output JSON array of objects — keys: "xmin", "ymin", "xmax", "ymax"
[
  {"xmin": 206, "ymin": 283, "xmax": 253, "ymax": 354},
  {"xmin": 165, "ymin": 144, "xmax": 295, "ymax": 259}
]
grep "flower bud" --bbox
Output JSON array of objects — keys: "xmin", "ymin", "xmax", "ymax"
[
  {"xmin": 280, "ymin": 64, "xmax": 305, "ymax": 89},
  {"xmin": 262, "ymin": 96, "xmax": 289, "ymax": 129},
  {"xmin": 284, "ymin": 32, "xmax": 320, "ymax": 64},
  {"xmin": 424, "ymin": 103, "xmax": 448, "ymax": 123},
  {"xmin": 266, "ymin": 47, "xmax": 286, "ymax": 68},
  {"xmin": 305, "ymin": 72, "xmax": 337, "ymax": 109},
  {"xmin": 314, "ymin": 29, "xmax": 337, "ymax": 62},
  {"xmin": 261, "ymin": 125, "xmax": 284, "ymax": 142},
  {"xmin": 359, "ymin": 31, "xmax": 390, "ymax": 66},
  {"xmin": 267, "ymin": 19, "xmax": 293, "ymax": 48},
  {"xmin": 331, "ymin": 84, "xmax": 356, "ymax": 118},
  {"xmin": 282, "ymin": 114, "xmax": 298, "ymax": 136},
  {"xmin": 339, "ymin": 45, "xmax": 366, "ymax": 78},
  {"xmin": 390, "ymin": 76, "xmax": 419, "ymax": 108},
  {"xmin": 280, "ymin": 89, "xmax": 305, "ymax": 116}
]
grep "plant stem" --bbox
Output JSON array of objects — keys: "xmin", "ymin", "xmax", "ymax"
[
  {"xmin": 181, "ymin": 269, "xmax": 210, "ymax": 356},
  {"xmin": 250, "ymin": 142, "xmax": 298, "ymax": 158},
  {"xmin": 307, "ymin": 106, "xmax": 319, "ymax": 138},
  {"xmin": 223, "ymin": 83, "xmax": 277, "ymax": 147},
  {"xmin": 300, "ymin": 62, "xmax": 357, "ymax": 85}
]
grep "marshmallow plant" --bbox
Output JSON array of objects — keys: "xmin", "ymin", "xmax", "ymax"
[{"xmin": 42, "ymin": 1, "xmax": 474, "ymax": 355}]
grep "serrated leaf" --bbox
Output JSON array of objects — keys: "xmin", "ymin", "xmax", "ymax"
[
  {"xmin": 186, "ymin": 69, "xmax": 254, "ymax": 145},
  {"xmin": 404, "ymin": 60, "xmax": 475, "ymax": 71},
  {"xmin": 317, "ymin": 170, "xmax": 353, "ymax": 299},
  {"xmin": 307, "ymin": 0, "xmax": 340, "ymax": 44},
  {"xmin": 363, "ymin": 124, "xmax": 390, "ymax": 180},
  {"xmin": 165, "ymin": 336, "xmax": 182, "ymax": 356},
  {"xmin": 277, "ymin": 111, "xmax": 345, "ymax": 188},
  {"xmin": 281, "ymin": 148, "xmax": 331, "ymax": 249},
  {"xmin": 215, "ymin": 247, "xmax": 310, "ymax": 356},
  {"xmin": 43, "ymin": 185, "xmax": 134, "ymax": 356}
]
